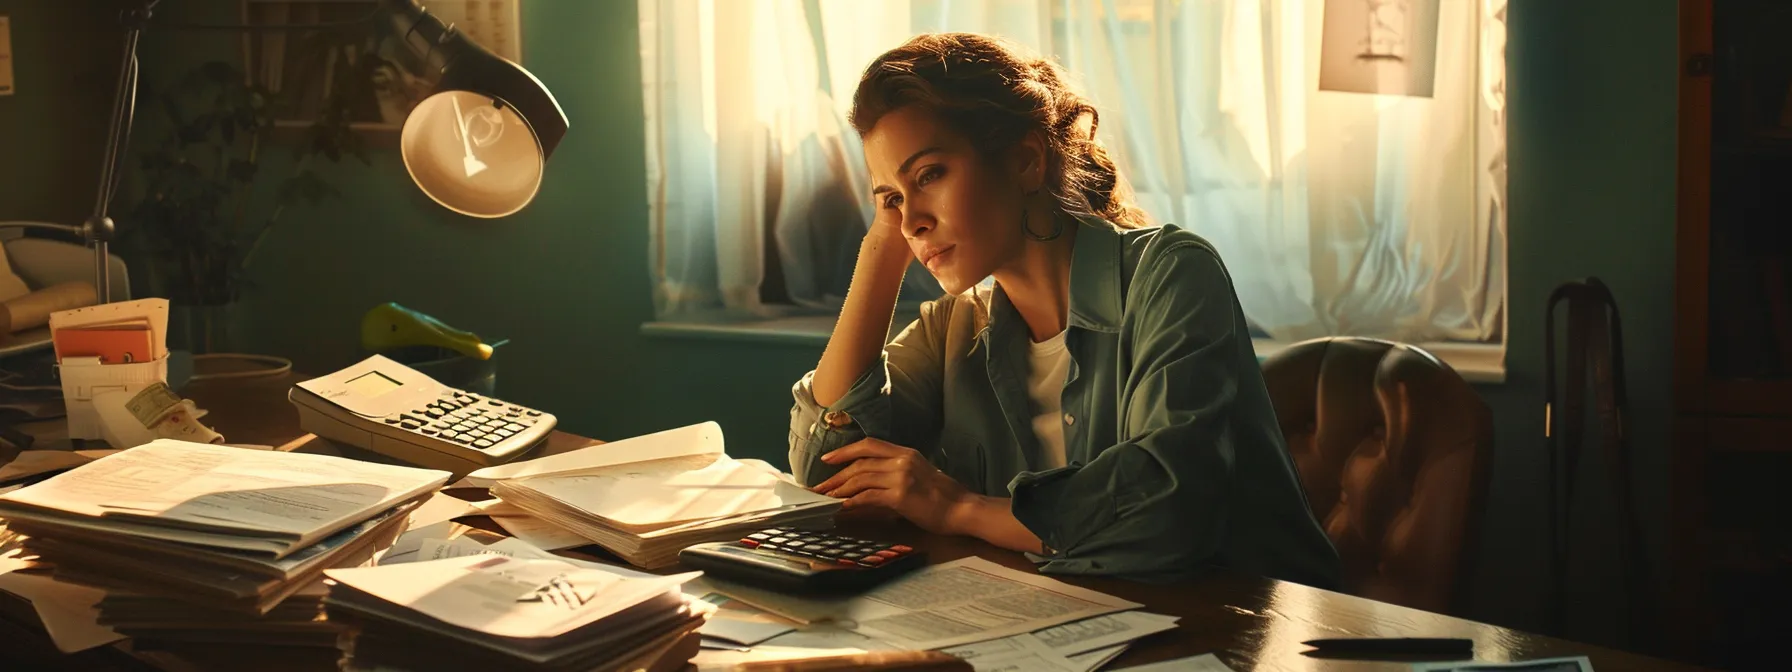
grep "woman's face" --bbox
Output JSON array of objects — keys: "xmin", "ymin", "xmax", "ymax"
[{"xmin": 862, "ymin": 106, "xmax": 1032, "ymax": 295}]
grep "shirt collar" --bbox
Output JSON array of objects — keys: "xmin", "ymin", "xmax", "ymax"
[
  {"xmin": 970, "ymin": 215, "xmax": 1126, "ymax": 354},
  {"xmin": 1066, "ymin": 215, "xmax": 1126, "ymax": 334}
]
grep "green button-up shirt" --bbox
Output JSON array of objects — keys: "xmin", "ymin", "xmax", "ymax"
[{"xmin": 788, "ymin": 218, "xmax": 1341, "ymax": 587}]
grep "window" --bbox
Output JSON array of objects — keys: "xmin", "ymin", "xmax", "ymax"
[{"xmin": 639, "ymin": 0, "xmax": 1507, "ymax": 357}]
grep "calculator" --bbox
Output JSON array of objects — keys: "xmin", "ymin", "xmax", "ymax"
[
  {"xmin": 678, "ymin": 526, "xmax": 925, "ymax": 593},
  {"xmin": 290, "ymin": 355, "xmax": 557, "ymax": 476}
]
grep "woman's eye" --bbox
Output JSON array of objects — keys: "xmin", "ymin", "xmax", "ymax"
[
  {"xmin": 883, "ymin": 193, "xmax": 903, "ymax": 210},
  {"xmin": 917, "ymin": 167, "xmax": 943, "ymax": 187}
]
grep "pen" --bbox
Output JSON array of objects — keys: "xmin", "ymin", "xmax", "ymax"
[{"xmin": 1301, "ymin": 637, "xmax": 1475, "ymax": 655}]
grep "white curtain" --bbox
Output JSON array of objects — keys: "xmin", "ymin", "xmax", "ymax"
[{"xmin": 640, "ymin": 0, "xmax": 1507, "ymax": 343}]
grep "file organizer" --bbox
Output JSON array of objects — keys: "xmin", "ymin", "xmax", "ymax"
[{"xmin": 49, "ymin": 298, "xmax": 170, "ymax": 441}]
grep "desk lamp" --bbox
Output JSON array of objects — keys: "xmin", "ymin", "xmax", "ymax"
[{"xmin": 48, "ymin": 0, "xmax": 568, "ymax": 305}]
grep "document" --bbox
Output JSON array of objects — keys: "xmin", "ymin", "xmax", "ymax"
[
  {"xmin": 1026, "ymin": 610, "xmax": 1179, "ymax": 657},
  {"xmin": 405, "ymin": 492, "xmax": 484, "ymax": 532},
  {"xmin": 941, "ymin": 633, "xmax": 1078, "ymax": 672},
  {"xmin": 708, "ymin": 556, "xmax": 1141, "ymax": 651},
  {"xmin": 459, "ymin": 421, "xmax": 724, "ymax": 487},
  {"xmin": 323, "ymin": 554, "xmax": 699, "ymax": 639},
  {"xmin": 1068, "ymin": 644, "xmax": 1130, "ymax": 672},
  {"xmin": 940, "ymin": 611, "xmax": 1177, "ymax": 671},
  {"xmin": 0, "ymin": 449, "xmax": 119, "ymax": 483},
  {"xmin": 474, "ymin": 498, "xmax": 591, "ymax": 550},
  {"xmin": 508, "ymin": 453, "xmax": 834, "ymax": 528},
  {"xmin": 1412, "ymin": 658, "xmax": 1593, "ymax": 672},
  {"xmin": 1116, "ymin": 653, "xmax": 1234, "ymax": 671},
  {"xmin": 0, "ymin": 440, "xmax": 449, "ymax": 551},
  {"xmin": 683, "ymin": 580, "xmax": 799, "ymax": 646},
  {"xmin": 0, "ymin": 549, "xmax": 123, "ymax": 653}
]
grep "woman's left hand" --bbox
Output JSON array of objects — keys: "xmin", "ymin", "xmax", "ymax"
[{"xmin": 811, "ymin": 438, "xmax": 970, "ymax": 534}]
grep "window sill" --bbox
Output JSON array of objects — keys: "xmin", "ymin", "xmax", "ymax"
[
  {"xmin": 642, "ymin": 317, "xmax": 1506, "ymax": 384},
  {"xmin": 640, "ymin": 315, "xmax": 840, "ymax": 347}
]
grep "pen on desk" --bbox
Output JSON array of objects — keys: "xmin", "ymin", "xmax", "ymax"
[{"xmin": 1301, "ymin": 637, "xmax": 1474, "ymax": 655}]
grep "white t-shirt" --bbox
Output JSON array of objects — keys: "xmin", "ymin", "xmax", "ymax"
[{"xmin": 1027, "ymin": 329, "xmax": 1073, "ymax": 470}]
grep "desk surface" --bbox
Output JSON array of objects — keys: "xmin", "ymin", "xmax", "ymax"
[{"xmin": 0, "ymin": 369, "xmax": 1711, "ymax": 671}]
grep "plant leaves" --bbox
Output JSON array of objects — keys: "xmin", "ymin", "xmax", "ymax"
[{"xmin": 228, "ymin": 159, "xmax": 257, "ymax": 183}]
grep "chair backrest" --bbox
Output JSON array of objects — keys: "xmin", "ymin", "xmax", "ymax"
[
  {"xmin": 1, "ymin": 228, "xmax": 131, "ymax": 302},
  {"xmin": 1260, "ymin": 336, "xmax": 1492, "ymax": 615}
]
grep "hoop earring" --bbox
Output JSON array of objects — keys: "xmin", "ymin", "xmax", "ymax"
[{"xmin": 1021, "ymin": 191, "xmax": 1064, "ymax": 242}]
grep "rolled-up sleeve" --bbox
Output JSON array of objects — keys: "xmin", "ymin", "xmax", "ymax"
[
  {"xmin": 788, "ymin": 300, "xmax": 948, "ymax": 486},
  {"xmin": 1010, "ymin": 243, "xmax": 1240, "ymax": 582}
]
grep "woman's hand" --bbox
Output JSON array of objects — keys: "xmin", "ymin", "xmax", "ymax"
[{"xmin": 810, "ymin": 438, "xmax": 970, "ymax": 534}]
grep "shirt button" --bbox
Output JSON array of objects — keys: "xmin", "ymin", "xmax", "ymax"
[{"xmin": 1063, "ymin": 413, "xmax": 1075, "ymax": 426}]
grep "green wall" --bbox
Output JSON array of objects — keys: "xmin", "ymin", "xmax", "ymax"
[
  {"xmin": 1476, "ymin": 0, "xmax": 1679, "ymax": 650},
  {"xmin": 0, "ymin": 0, "xmax": 1686, "ymax": 654}
]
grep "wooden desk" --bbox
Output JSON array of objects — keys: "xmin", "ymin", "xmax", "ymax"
[{"xmin": 0, "ymin": 374, "xmax": 1712, "ymax": 671}]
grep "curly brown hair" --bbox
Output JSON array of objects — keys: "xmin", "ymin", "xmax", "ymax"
[{"xmin": 848, "ymin": 32, "xmax": 1150, "ymax": 230}]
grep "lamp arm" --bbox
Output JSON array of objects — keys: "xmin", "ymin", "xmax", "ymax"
[{"xmin": 83, "ymin": 1, "xmax": 156, "ymax": 305}]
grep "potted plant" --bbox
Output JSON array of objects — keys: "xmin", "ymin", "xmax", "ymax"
[{"xmin": 123, "ymin": 38, "xmax": 398, "ymax": 354}]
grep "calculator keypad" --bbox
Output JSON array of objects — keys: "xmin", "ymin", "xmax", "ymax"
[
  {"xmin": 739, "ymin": 527, "xmax": 914, "ymax": 568},
  {"xmin": 385, "ymin": 390, "xmax": 546, "ymax": 452}
]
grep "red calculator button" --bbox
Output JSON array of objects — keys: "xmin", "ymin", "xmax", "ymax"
[
  {"xmin": 837, "ymin": 558, "xmax": 858, "ymax": 567},
  {"xmin": 890, "ymin": 545, "xmax": 913, "ymax": 553},
  {"xmin": 859, "ymin": 555, "xmax": 885, "ymax": 565},
  {"xmin": 875, "ymin": 550, "xmax": 900, "ymax": 559},
  {"xmin": 739, "ymin": 538, "xmax": 761, "ymax": 548}
]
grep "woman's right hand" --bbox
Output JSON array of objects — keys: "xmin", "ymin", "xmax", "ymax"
[{"xmin": 864, "ymin": 204, "xmax": 913, "ymax": 260}]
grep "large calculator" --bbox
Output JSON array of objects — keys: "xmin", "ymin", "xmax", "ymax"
[
  {"xmin": 290, "ymin": 354, "xmax": 556, "ymax": 476},
  {"xmin": 678, "ymin": 526, "xmax": 925, "ymax": 593}
]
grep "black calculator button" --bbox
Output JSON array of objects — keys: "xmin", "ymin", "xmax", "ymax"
[
  {"xmin": 769, "ymin": 537, "xmax": 790, "ymax": 545},
  {"xmin": 442, "ymin": 431, "xmax": 459, "ymax": 440},
  {"xmin": 425, "ymin": 410, "xmax": 445, "ymax": 419},
  {"xmin": 838, "ymin": 553, "xmax": 863, "ymax": 561},
  {"xmin": 747, "ymin": 533, "xmax": 772, "ymax": 541},
  {"xmin": 527, "ymin": 410, "xmax": 541, "ymax": 417},
  {"xmin": 474, "ymin": 439, "xmax": 494, "ymax": 449},
  {"xmin": 489, "ymin": 400, "xmax": 504, "ymax": 407},
  {"xmin": 818, "ymin": 549, "xmax": 843, "ymax": 559},
  {"xmin": 401, "ymin": 422, "xmax": 421, "ymax": 431},
  {"xmin": 384, "ymin": 417, "xmax": 401, "ymax": 424},
  {"xmin": 422, "ymin": 429, "xmax": 439, "ymax": 436}
]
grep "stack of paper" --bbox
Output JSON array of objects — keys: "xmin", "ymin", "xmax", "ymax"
[
  {"xmin": 0, "ymin": 440, "xmax": 449, "ymax": 649},
  {"xmin": 464, "ymin": 422, "xmax": 841, "ymax": 568},
  {"xmin": 324, "ymin": 554, "xmax": 713, "ymax": 672},
  {"xmin": 95, "ymin": 580, "xmax": 338, "ymax": 648}
]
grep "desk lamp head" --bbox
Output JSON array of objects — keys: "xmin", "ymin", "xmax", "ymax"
[{"xmin": 383, "ymin": 0, "xmax": 569, "ymax": 218}]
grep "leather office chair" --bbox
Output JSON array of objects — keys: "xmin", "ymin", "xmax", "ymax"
[{"xmin": 1260, "ymin": 337, "xmax": 1492, "ymax": 615}]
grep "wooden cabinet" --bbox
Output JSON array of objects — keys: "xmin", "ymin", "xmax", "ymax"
[{"xmin": 1674, "ymin": 1, "xmax": 1792, "ymax": 668}]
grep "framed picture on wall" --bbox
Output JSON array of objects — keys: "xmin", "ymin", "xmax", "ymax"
[{"xmin": 240, "ymin": 0, "xmax": 521, "ymax": 134}]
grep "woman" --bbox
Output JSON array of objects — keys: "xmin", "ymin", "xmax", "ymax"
[{"xmin": 788, "ymin": 33, "xmax": 1340, "ymax": 587}]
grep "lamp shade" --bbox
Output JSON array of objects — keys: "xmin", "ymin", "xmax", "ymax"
[{"xmin": 384, "ymin": 0, "xmax": 568, "ymax": 217}]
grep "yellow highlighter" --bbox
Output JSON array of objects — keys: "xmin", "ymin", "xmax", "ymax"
[{"xmin": 360, "ymin": 303, "xmax": 494, "ymax": 360}]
